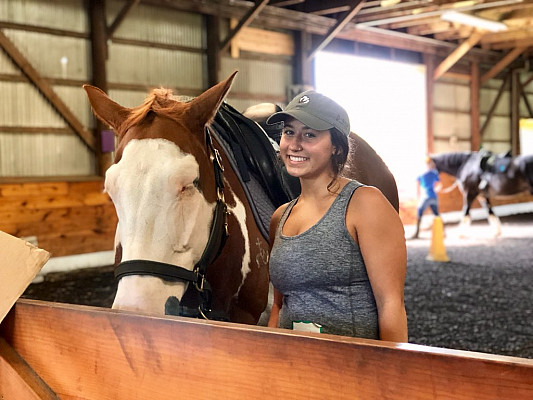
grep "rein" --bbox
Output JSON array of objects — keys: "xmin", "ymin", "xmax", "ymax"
[{"xmin": 114, "ymin": 126, "xmax": 229, "ymax": 321}]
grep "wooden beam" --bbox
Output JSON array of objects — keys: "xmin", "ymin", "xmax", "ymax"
[
  {"xmin": 0, "ymin": 338, "xmax": 59, "ymax": 400},
  {"xmin": 480, "ymin": 73, "xmax": 509, "ymax": 137},
  {"xmin": 206, "ymin": 15, "xmax": 220, "ymax": 87},
  {"xmin": 433, "ymin": 30, "xmax": 485, "ymax": 81},
  {"xmin": 294, "ymin": 30, "xmax": 314, "ymax": 87},
  {"xmin": 520, "ymin": 79, "xmax": 533, "ymax": 118},
  {"xmin": 89, "ymin": 0, "xmax": 111, "ymax": 175},
  {"xmin": 141, "ymin": 0, "xmax": 502, "ymax": 64},
  {"xmin": 490, "ymin": 38, "xmax": 533, "ymax": 51},
  {"xmin": 269, "ymin": 0, "xmax": 304, "ymax": 6},
  {"xmin": 481, "ymin": 46, "xmax": 527, "ymax": 84},
  {"xmin": 107, "ymin": 0, "xmax": 140, "ymax": 38},
  {"xmin": 2, "ymin": 300, "xmax": 533, "ymax": 399},
  {"xmin": 424, "ymin": 54, "xmax": 435, "ymax": 154},
  {"xmin": 470, "ymin": 60, "xmax": 481, "ymax": 151},
  {"xmin": 481, "ymin": 27, "xmax": 533, "ymax": 46},
  {"xmin": 220, "ymin": 0, "xmax": 271, "ymax": 54},
  {"xmin": 511, "ymin": 69, "xmax": 521, "ymax": 155},
  {"xmin": 0, "ymin": 30, "xmax": 95, "ymax": 151},
  {"xmin": 307, "ymin": 0, "xmax": 366, "ymax": 61}
]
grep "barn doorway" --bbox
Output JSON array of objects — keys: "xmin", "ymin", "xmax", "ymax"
[{"xmin": 315, "ymin": 52, "xmax": 427, "ymax": 203}]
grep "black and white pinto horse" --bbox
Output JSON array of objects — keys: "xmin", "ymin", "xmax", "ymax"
[{"xmin": 430, "ymin": 151, "xmax": 533, "ymax": 236}]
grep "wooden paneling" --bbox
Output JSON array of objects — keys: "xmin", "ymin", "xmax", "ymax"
[
  {"xmin": 1, "ymin": 300, "xmax": 532, "ymax": 400},
  {"xmin": 0, "ymin": 181, "xmax": 117, "ymax": 257}
]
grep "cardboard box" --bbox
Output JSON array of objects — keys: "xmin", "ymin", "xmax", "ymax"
[{"xmin": 0, "ymin": 231, "xmax": 50, "ymax": 323}]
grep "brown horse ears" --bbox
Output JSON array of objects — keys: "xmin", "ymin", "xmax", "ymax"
[
  {"xmin": 83, "ymin": 84, "xmax": 131, "ymax": 133},
  {"xmin": 187, "ymin": 71, "xmax": 238, "ymax": 131}
]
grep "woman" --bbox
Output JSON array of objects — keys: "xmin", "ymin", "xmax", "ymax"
[
  {"xmin": 266, "ymin": 90, "xmax": 407, "ymax": 342},
  {"xmin": 411, "ymin": 157, "xmax": 442, "ymax": 239}
]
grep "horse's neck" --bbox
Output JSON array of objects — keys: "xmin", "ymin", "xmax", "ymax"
[{"xmin": 435, "ymin": 153, "xmax": 473, "ymax": 177}]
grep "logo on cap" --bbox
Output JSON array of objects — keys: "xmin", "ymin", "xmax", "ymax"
[{"xmin": 298, "ymin": 95, "xmax": 310, "ymax": 104}]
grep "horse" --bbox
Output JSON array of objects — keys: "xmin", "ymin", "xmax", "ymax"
[
  {"xmin": 84, "ymin": 71, "xmax": 399, "ymax": 325},
  {"xmin": 430, "ymin": 151, "xmax": 533, "ymax": 235}
]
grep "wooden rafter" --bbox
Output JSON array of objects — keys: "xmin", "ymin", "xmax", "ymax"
[
  {"xmin": 433, "ymin": 30, "xmax": 485, "ymax": 81},
  {"xmin": 0, "ymin": 30, "xmax": 95, "ymax": 150},
  {"xmin": 269, "ymin": 0, "xmax": 304, "ymax": 6},
  {"xmin": 220, "ymin": 0, "xmax": 271, "ymax": 54},
  {"xmin": 481, "ymin": 46, "xmax": 527, "ymax": 84},
  {"xmin": 107, "ymin": 0, "xmax": 140, "ymax": 38},
  {"xmin": 307, "ymin": 0, "xmax": 366, "ymax": 61},
  {"xmin": 141, "ymin": 0, "xmax": 502, "ymax": 63}
]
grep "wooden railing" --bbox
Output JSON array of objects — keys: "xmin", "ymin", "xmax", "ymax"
[{"xmin": 1, "ymin": 300, "xmax": 532, "ymax": 399}]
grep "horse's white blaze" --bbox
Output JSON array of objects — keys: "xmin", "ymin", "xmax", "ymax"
[
  {"xmin": 228, "ymin": 190, "xmax": 251, "ymax": 289},
  {"xmin": 106, "ymin": 138, "xmax": 214, "ymax": 312}
]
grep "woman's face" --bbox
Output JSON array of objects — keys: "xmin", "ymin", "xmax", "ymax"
[{"xmin": 279, "ymin": 117, "xmax": 335, "ymax": 179}]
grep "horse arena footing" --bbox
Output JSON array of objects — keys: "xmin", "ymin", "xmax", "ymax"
[{"xmin": 22, "ymin": 213, "xmax": 533, "ymax": 360}]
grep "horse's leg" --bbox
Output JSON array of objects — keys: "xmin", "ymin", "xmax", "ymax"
[
  {"xmin": 458, "ymin": 191, "xmax": 475, "ymax": 237},
  {"xmin": 481, "ymin": 195, "xmax": 502, "ymax": 237}
]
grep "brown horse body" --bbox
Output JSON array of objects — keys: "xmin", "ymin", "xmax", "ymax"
[{"xmin": 84, "ymin": 73, "xmax": 398, "ymax": 324}]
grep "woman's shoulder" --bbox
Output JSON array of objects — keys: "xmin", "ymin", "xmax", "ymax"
[
  {"xmin": 269, "ymin": 201, "xmax": 292, "ymax": 245},
  {"xmin": 272, "ymin": 202, "xmax": 291, "ymax": 220},
  {"xmin": 349, "ymin": 184, "xmax": 394, "ymax": 213}
]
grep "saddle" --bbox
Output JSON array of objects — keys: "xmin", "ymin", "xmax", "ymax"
[
  {"xmin": 212, "ymin": 103, "xmax": 300, "ymax": 239},
  {"xmin": 480, "ymin": 150, "xmax": 513, "ymax": 175}
]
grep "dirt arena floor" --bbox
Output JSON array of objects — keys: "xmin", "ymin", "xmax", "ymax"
[{"xmin": 22, "ymin": 213, "xmax": 533, "ymax": 360}]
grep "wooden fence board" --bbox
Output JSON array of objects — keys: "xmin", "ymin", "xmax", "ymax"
[
  {"xmin": 0, "ymin": 338, "xmax": 59, "ymax": 400},
  {"xmin": 1, "ymin": 300, "xmax": 532, "ymax": 400}
]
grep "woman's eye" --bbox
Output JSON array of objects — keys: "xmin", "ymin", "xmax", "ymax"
[
  {"xmin": 282, "ymin": 129, "xmax": 294, "ymax": 136},
  {"xmin": 304, "ymin": 132, "xmax": 316, "ymax": 139}
]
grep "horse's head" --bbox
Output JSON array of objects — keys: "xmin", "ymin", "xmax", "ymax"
[{"xmin": 84, "ymin": 73, "xmax": 236, "ymax": 296}]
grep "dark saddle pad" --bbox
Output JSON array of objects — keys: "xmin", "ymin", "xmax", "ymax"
[{"xmin": 214, "ymin": 102, "xmax": 300, "ymax": 207}]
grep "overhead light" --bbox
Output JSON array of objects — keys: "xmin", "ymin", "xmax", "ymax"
[
  {"xmin": 441, "ymin": 11, "xmax": 508, "ymax": 32},
  {"xmin": 380, "ymin": 0, "xmax": 401, "ymax": 6}
]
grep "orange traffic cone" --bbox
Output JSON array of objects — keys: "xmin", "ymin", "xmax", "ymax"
[{"xmin": 426, "ymin": 216, "xmax": 450, "ymax": 262}]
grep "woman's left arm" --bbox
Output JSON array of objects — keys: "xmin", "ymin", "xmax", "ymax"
[{"xmin": 348, "ymin": 186, "xmax": 408, "ymax": 342}]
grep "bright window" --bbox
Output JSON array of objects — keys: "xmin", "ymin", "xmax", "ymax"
[{"xmin": 315, "ymin": 52, "xmax": 426, "ymax": 200}]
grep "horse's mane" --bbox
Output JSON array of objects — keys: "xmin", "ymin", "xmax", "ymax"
[
  {"xmin": 123, "ymin": 88, "xmax": 183, "ymax": 132},
  {"xmin": 432, "ymin": 151, "xmax": 474, "ymax": 176}
]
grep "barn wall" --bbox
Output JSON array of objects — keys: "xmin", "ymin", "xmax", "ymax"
[
  {"xmin": 0, "ymin": 0, "xmax": 95, "ymax": 177},
  {"xmin": 0, "ymin": 180, "xmax": 117, "ymax": 257},
  {"xmin": 0, "ymin": 0, "xmax": 294, "ymax": 256}
]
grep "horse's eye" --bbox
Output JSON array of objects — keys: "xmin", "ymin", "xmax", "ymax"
[{"xmin": 193, "ymin": 178, "xmax": 199, "ymax": 188}]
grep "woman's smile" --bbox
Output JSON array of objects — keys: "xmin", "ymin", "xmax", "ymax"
[{"xmin": 288, "ymin": 155, "xmax": 309, "ymax": 163}]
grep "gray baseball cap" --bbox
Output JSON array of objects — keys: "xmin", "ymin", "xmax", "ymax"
[{"xmin": 266, "ymin": 90, "xmax": 350, "ymax": 137}]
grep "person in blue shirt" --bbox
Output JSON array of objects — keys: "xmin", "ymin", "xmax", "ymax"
[{"xmin": 412, "ymin": 157, "xmax": 442, "ymax": 239}]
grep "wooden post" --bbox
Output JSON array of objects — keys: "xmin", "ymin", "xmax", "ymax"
[
  {"xmin": 424, "ymin": 54, "xmax": 435, "ymax": 154},
  {"xmin": 88, "ymin": 0, "xmax": 112, "ymax": 175},
  {"xmin": 206, "ymin": 15, "xmax": 220, "ymax": 87},
  {"xmin": 294, "ymin": 30, "xmax": 313, "ymax": 87},
  {"xmin": 511, "ymin": 69, "xmax": 521, "ymax": 155},
  {"xmin": 470, "ymin": 60, "xmax": 481, "ymax": 151}
]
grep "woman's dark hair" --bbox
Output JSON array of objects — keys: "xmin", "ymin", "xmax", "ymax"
[{"xmin": 328, "ymin": 128, "xmax": 349, "ymax": 192}]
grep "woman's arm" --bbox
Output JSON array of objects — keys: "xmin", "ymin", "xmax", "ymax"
[
  {"xmin": 348, "ymin": 186, "xmax": 408, "ymax": 342},
  {"xmin": 266, "ymin": 204, "xmax": 287, "ymax": 328},
  {"xmin": 267, "ymin": 287, "xmax": 283, "ymax": 327}
]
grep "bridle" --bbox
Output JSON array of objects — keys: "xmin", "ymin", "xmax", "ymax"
[{"xmin": 114, "ymin": 126, "xmax": 229, "ymax": 320}]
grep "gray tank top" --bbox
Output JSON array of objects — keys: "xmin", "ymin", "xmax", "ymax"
[{"xmin": 269, "ymin": 180, "xmax": 379, "ymax": 339}]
